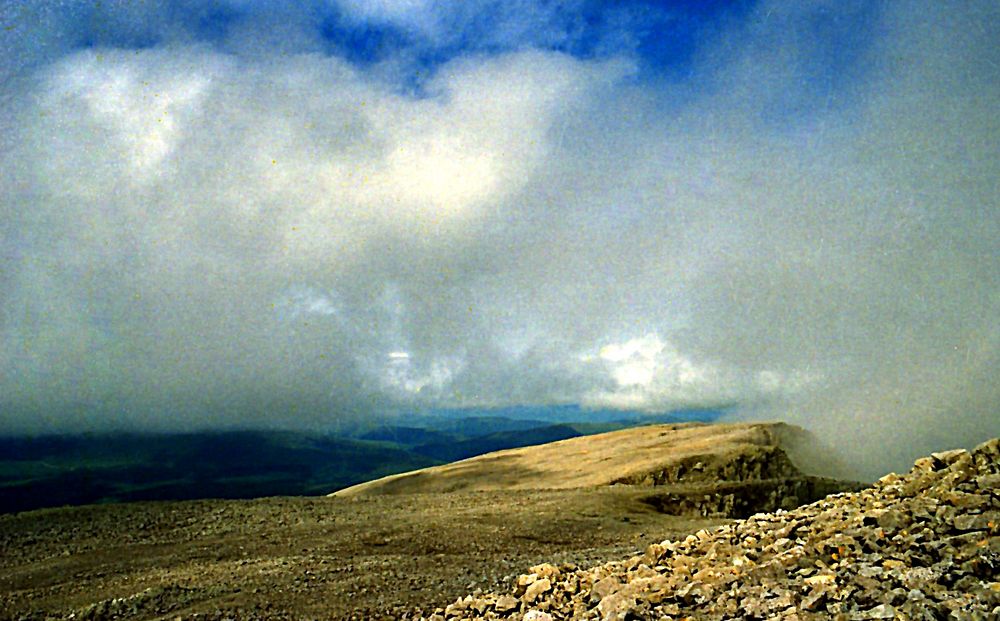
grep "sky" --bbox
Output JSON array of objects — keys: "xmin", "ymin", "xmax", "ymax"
[{"xmin": 1, "ymin": 0, "xmax": 997, "ymax": 478}]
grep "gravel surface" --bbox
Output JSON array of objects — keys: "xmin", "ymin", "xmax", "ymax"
[{"xmin": 0, "ymin": 488, "xmax": 720, "ymax": 620}]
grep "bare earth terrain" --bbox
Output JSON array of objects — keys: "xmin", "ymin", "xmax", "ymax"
[
  {"xmin": 0, "ymin": 422, "xmax": 857, "ymax": 619},
  {"xmin": 0, "ymin": 488, "xmax": 718, "ymax": 620}
]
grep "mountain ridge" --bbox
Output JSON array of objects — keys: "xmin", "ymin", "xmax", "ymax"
[{"xmin": 331, "ymin": 421, "xmax": 855, "ymax": 503}]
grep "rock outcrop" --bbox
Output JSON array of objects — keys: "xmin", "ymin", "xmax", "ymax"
[
  {"xmin": 428, "ymin": 438, "xmax": 1000, "ymax": 620},
  {"xmin": 625, "ymin": 441, "xmax": 860, "ymax": 519}
]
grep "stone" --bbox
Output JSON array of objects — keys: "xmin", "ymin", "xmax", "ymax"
[
  {"xmin": 931, "ymin": 449, "xmax": 969, "ymax": 466},
  {"xmin": 589, "ymin": 576, "xmax": 620, "ymax": 604},
  {"xmin": 854, "ymin": 604, "xmax": 896, "ymax": 619},
  {"xmin": 596, "ymin": 590, "xmax": 636, "ymax": 621},
  {"xmin": 522, "ymin": 578, "xmax": 551, "ymax": 604},
  {"xmin": 974, "ymin": 474, "xmax": 1000, "ymax": 490},
  {"xmin": 528, "ymin": 564, "xmax": 561, "ymax": 581},
  {"xmin": 494, "ymin": 595, "xmax": 519, "ymax": 613},
  {"xmin": 800, "ymin": 589, "xmax": 827, "ymax": 611},
  {"xmin": 515, "ymin": 574, "xmax": 536, "ymax": 595},
  {"xmin": 876, "ymin": 509, "xmax": 909, "ymax": 531},
  {"xmin": 952, "ymin": 512, "xmax": 998, "ymax": 531},
  {"xmin": 803, "ymin": 573, "xmax": 836, "ymax": 586}
]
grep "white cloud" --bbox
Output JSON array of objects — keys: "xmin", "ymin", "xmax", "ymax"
[
  {"xmin": 1, "ymin": 1, "xmax": 998, "ymax": 479},
  {"xmin": 379, "ymin": 350, "xmax": 464, "ymax": 397},
  {"xmin": 277, "ymin": 287, "xmax": 341, "ymax": 319},
  {"xmin": 583, "ymin": 334, "xmax": 789, "ymax": 412},
  {"xmin": 327, "ymin": 0, "xmax": 595, "ymax": 51},
  {"xmin": 598, "ymin": 334, "xmax": 664, "ymax": 387},
  {"xmin": 336, "ymin": 0, "xmax": 435, "ymax": 24}
]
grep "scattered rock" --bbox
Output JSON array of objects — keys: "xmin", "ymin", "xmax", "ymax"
[
  {"xmin": 429, "ymin": 438, "xmax": 1000, "ymax": 620},
  {"xmin": 522, "ymin": 578, "xmax": 551, "ymax": 604},
  {"xmin": 494, "ymin": 595, "xmax": 519, "ymax": 613}
]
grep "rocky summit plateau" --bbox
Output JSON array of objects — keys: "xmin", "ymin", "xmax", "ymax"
[{"xmin": 0, "ymin": 422, "xmax": 996, "ymax": 620}]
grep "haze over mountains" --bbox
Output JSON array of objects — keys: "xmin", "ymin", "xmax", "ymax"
[{"xmin": 0, "ymin": 407, "xmax": 722, "ymax": 514}]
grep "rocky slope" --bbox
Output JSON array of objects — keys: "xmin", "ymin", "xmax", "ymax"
[
  {"xmin": 426, "ymin": 438, "xmax": 1000, "ymax": 620},
  {"xmin": 3, "ymin": 421, "xmax": 857, "ymax": 621}
]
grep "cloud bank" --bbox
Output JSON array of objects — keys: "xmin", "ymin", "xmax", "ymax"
[{"xmin": 1, "ymin": 1, "xmax": 997, "ymax": 478}]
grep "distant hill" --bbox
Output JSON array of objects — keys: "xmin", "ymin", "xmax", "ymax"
[
  {"xmin": 332, "ymin": 422, "xmax": 861, "ymax": 518},
  {"xmin": 411, "ymin": 423, "xmax": 584, "ymax": 463},
  {"xmin": 355, "ymin": 417, "xmax": 559, "ymax": 447},
  {"xmin": 0, "ymin": 407, "xmax": 731, "ymax": 514},
  {"xmin": 412, "ymin": 415, "xmax": 559, "ymax": 437},
  {"xmin": 0, "ymin": 431, "xmax": 438, "ymax": 514},
  {"xmin": 418, "ymin": 405, "xmax": 726, "ymax": 426},
  {"xmin": 357, "ymin": 425, "xmax": 455, "ymax": 446}
]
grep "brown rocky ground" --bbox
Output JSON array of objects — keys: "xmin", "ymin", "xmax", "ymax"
[
  {"xmin": 0, "ymin": 488, "xmax": 718, "ymax": 620},
  {"xmin": 431, "ymin": 439, "xmax": 1000, "ymax": 621},
  {"xmin": 0, "ymin": 422, "xmax": 859, "ymax": 620}
]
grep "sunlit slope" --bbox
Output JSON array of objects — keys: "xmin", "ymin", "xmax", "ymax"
[{"xmin": 330, "ymin": 422, "xmax": 852, "ymax": 499}]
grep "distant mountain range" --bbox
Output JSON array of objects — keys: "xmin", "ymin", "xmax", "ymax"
[{"xmin": 0, "ymin": 407, "xmax": 723, "ymax": 514}]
